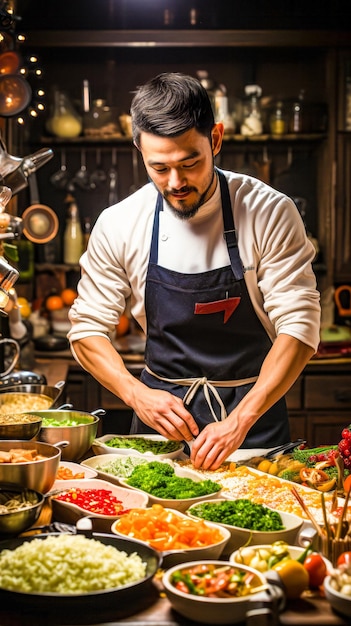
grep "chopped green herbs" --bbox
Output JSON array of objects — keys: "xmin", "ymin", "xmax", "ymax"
[
  {"xmin": 126, "ymin": 461, "xmax": 221, "ymax": 499},
  {"xmin": 189, "ymin": 499, "xmax": 284, "ymax": 531}
]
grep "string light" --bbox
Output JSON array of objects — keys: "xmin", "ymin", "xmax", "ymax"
[{"xmin": 0, "ymin": 1, "xmax": 46, "ymax": 126}]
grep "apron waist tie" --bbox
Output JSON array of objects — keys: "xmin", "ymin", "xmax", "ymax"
[{"xmin": 144, "ymin": 365, "xmax": 258, "ymax": 422}]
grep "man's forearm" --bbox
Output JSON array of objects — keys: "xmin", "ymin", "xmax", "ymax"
[{"xmin": 71, "ymin": 336, "xmax": 144, "ymax": 408}]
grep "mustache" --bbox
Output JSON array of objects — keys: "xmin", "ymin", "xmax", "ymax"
[{"xmin": 164, "ymin": 186, "xmax": 196, "ymax": 196}]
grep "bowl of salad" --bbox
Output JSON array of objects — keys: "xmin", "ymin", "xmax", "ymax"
[
  {"xmin": 34, "ymin": 409, "xmax": 103, "ymax": 461},
  {"xmin": 162, "ymin": 560, "xmax": 284, "ymax": 624},
  {"xmin": 91, "ymin": 434, "xmax": 184, "ymax": 460},
  {"xmin": 186, "ymin": 498, "xmax": 304, "ymax": 554},
  {"xmin": 111, "ymin": 503, "xmax": 231, "ymax": 567},
  {"xmin": 117, "ymin": 460, "xmax": 222, "ymax": 513}
]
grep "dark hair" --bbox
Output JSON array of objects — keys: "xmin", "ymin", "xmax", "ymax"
[{"xmin": 130, "ymin": 72, "xmax": 215, "ymax": 147}]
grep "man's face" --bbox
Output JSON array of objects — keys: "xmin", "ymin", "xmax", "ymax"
[{"xmin": 138, "ymin": 125, "xmax": 223, "ymax": 219}]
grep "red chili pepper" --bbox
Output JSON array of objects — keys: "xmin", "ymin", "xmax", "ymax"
[{"xmin": 54, "ymin": 488, "xmax": 130, "ymax": 516}]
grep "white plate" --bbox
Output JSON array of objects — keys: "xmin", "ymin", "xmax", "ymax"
[{"xmin": 92, "ymin": 433, "xmax": 184, "ymax": 460}]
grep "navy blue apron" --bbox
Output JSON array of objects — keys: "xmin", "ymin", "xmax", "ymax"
[{"xmin": 130, "ymin": 169, "xmax": 289, "ymax": 448}]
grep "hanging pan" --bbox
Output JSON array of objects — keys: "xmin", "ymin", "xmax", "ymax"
[
  {"xmin": 22, "ymin": 172, "xmax": 59, "ymax": 244},
  {"xmin": 0, "ymin": 74, "xmax": 32, "ymax": 117}
]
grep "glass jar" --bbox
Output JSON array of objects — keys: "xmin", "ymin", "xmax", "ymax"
[
  {"xmin": 83, "ymin": 98, "xmax": 119, "ymax": 137},
  {"xmin": 46, "ymin": 90, "xmax": 82, "ymax": 138}
]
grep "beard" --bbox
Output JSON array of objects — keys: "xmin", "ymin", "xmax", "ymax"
[{"xmin": 162, "ymin": 169, "xmax": 216, "ymax": 221}]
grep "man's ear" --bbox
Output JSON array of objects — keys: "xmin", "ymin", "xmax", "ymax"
[{"xmin": 211, "ymin": 123, "xmax": 224, "ymax": 156}]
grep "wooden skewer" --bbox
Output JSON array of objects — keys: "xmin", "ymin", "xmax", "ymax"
[
  {"xmin": 291, "ymin": 486, "xmax": 324, "ymax": 539},
  {"xmin": 336, "ymin": 487, "xmax": 351, "ymax": 540}
]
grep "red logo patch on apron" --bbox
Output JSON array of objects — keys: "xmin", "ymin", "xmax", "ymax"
[{"xmin": 194, "ymin": 297, "xmax": 241, "ymax": 323}]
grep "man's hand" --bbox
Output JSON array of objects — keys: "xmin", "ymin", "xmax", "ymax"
[{"xmin": 131, "ymin": 386, "xmax": 199, "ymax": 442}]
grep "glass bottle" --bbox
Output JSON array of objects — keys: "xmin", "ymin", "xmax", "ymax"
[
  {"xmin": 289, "ymin": 90, "xmax": 305, "ymax": 133},
  {"xmin": 240, "ymin": 85, "xmax": 263, "ymax": 136},
  {"xmin": 270, "ymin": 100, "xmax": 288, "ymax": 135},
  {"xmin": 83, "ymin": 216, "xmax": 91, "ymax": 251},
  {"xmin": 345, "ymin": 62, "xmax": 351, "ymax": 131},
  {"xmin": 63, "ymin": 194, "xmax": 83, "ymax": 264},
  {"xmin": 196, "ymin": 70, "xmax": 216, "ymax": 113},
  {"xmin": 47, "ymin": 90, "xmax": 82, "ymax": 138}
]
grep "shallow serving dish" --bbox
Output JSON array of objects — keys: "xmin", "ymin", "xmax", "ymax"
[
  {"xmin": 162, "ymin": 560, "xmax": 284, "ymax": 625},
  {"xmin": 52, "ymin": 460, "xmax": 98, "ymax": 490},
  {"xmin": 92, "ymin": 433, "xmax": 184, "ymax": 460},
  {"xmin": 118, "ymin": 465, "xmax": 221, "ymax": 513},
  {"xmin": 81, "ymin": 453, "xmax": 164, "ymax": 486},
  {"xmin": 50, "ymin": 478, "xmax": 149, "ymax": 532},
  {"xmin": 324, "ymin": 574, "xmax": 351, "ymax": 618},
  {"xmin": 111, "ymin": 507, "xmax": 231, "ymax": 568},
  {"xmin": 186, "ymin": 498, "xmax": 304, "ymax": 554}
]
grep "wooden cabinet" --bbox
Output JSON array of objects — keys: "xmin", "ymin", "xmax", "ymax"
[{"xmin": 287, "ymin": 361, "xmax": 351, "ymax": 446}]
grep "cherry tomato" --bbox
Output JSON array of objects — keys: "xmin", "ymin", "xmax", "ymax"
[
  {"xmin": 337, "ymin": 551, "xmax": 351, "ymax": 567},
  {"xmin": 299, "ymin": 467, "xmax": 329, "ymax": 484},
  {"xmin": 303, "ymin": 553, "xmax": 327, "ymax": 588}
]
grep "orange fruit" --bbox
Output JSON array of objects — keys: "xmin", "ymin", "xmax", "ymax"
[
  {"xmin": 45, "ymin": 295, "xmax": 64, "ymax": 311},
  {"xmin": 115, "ymin": 314, "xmax": 130, "ymax": 337},
  {"xmin": 61, "ymin": 288, "xmax": 78, "ymax": 306}
]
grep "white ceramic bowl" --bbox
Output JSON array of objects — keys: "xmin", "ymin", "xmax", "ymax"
[
  {"xmin": 111, "ymin": 507, "xmax": 231, "ymax": 568},
  {"xmin": 230, "ymin": 543, "xmax": 332, "ymax": 575},
  {"xmin": 81, "ymin": 453, "xmax": 153, "ymax": 486},
  {"xmin": 186, "ymin": 499, "xmax": 304, "ymax": 554},
  {"xmin": 118, "ymin": 465, "xmax": 221, "ymax": 513},
  {"xmin": 50, "ymin": 478, "xmax": 149, "ymax": 532},
  {"xmin": 324, "ymin": 574, "xmax": 351, "ymax": 618},
  {"xmin": 162, "ymin": 560, "xmax": 280, "ymax": 624},
  {"xmin": 53, "ymin": 460, "xmax": 98, "ymax": 489},
  {"xmin": 91, "ymin": 433, "xmax": 184, "ymax": 460}
]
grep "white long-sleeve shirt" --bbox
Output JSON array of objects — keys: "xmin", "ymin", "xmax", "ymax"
[{"xmin": 68, "ymin": 169, "xmax": 321, "ymax": 352}]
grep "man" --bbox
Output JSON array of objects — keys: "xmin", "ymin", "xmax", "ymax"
[{"xmin": 68, "ymin": 72, "xmax": 320, "ymax": 470}]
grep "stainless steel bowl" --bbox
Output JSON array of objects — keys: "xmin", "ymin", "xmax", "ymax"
[
  {"xmin": 0, "ymin": 381, "xmax": 65, "ymax": 414},
  {"xmin": 0, "ymin": 440, "xmax": 65, "ymax": 493},
  {"xmin": 0, "ymin": 483, "xmax": 45, "ymax": 535},
  {"xmin": 0, "ymin": 414, "xmax": 42, "ymax": 440},
  {"xmin": 35, "ymin": 409, "xmax": 103, "ymax": 461}
]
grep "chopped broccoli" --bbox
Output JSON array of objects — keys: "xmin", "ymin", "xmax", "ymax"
[{"xmin": 126, "ymin": 461, "xmax": 221, "ymax": 499}]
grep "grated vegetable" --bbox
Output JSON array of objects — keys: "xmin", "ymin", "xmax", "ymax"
[{"xmin": 0, "ymin": 534, "xmax": 146, "ymax": 594}]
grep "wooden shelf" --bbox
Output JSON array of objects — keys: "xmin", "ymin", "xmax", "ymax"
[{"xmin": 25, "ymin": 29, "xmax": 351, "ymax": 49}]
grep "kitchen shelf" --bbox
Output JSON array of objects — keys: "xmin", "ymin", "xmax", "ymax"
[{"xmin": 25, "ymin": 29, "xmax": 351, "ymax": 49}]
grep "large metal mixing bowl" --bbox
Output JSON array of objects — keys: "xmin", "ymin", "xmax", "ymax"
[
  {"xmin": 0, "ymin": 440, "xmax": 66, "ymax": 493},
  {"xmin": 34, "ymin": 409, "xmax": 103, "ymax": 461},
  {"xmin": 0, "ymin": 381, "xmax": 65, "ymax": 414},
  {"xmin": 0, "ymin": 483, "xmax": 45, "ymax": 535}
]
